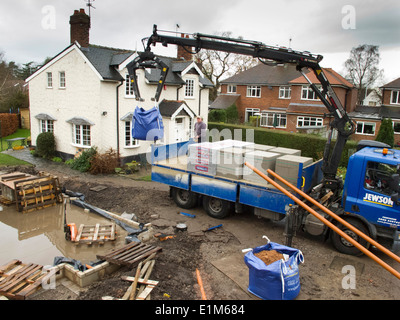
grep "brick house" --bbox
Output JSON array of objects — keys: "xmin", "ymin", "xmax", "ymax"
[
  {"xmin": 26, "ymin": 9, "xmax": 213, "ymax": 163},
  {"xmin": 380, "ymin": 78, "xmax": 400, "ymax": 144},
  {"xmin": 213, "ymin": 63, "xmax": 358, "ymax": 138}
]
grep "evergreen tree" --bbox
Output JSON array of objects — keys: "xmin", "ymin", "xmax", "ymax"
[{"xmin": 376, "ymin": 118, "xmax": 394, "ymax": 147}]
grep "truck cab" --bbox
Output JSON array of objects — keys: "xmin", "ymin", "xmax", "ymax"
[{"xmin": 342, "ymin": 146, "xmax": 400, "ymax": 253}]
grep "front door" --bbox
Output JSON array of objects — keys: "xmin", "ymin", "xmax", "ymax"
[{"xmin": 174, "ymin": 117, "xmax": 186, "ymax": 142}]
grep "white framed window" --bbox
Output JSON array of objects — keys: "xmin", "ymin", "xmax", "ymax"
[
  {"xmin": 391, "ymin": 90, "xmax": 400, "ymax": 104},
  {"xmin": 297, "ymin": 116, "xmax": 324, "ymax": 128},
  {"xmin": 245, "ymin": 108, "xmax": 260, "ymax": 122},
  {"xmin": 59, "ymin": 71, "xmax": 66, "ymax": 88},
  {"xmin": 247, "ymin": 85, "xmax": 261, "ymax": 98},
  {"xmin": 393, "ymin": 122, "xmax": 400, "ymax": 135},
  {"xmin": 260, "ymin": 112, "xmax": 287, "ymax": 128},
  {"xmin": 40, "ymin": 120, "xmax": 54, "ymax": 133},
  {"xmin": 125, "ymin": 74, "xmax": 135, "ymax": 97},
  {"xmin": 301, "ymin": 85, "xmax": 321, "ymax": 100},
  {"xmin": 356, "ymin": 121, "xmax": 376, "ymax": 135},
  {"xmin": 73, "ymin": 124, "xmax": 91, "ymax": 147},
  {"xmin": 279, "ymin": 86, "xmax": 291, "ymax": 99},
  {"xmin": 47, "ymin": 72, "xmax": 53, "ymax": 88},
  {"xmin": 227, "ymin": 85, "xmax": 237, "ymax": 94},
  {"xmin": 185, "ymin": 79, "xmax": 195, "ymax": 98},
  {"xmin": 125, "ymin": 121, "xmax": 140, "ymax": 147}
]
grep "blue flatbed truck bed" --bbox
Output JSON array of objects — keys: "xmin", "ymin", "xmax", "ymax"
[
  {"xmin": 150, "ymin": 141, "xmax": 324, "ymax": 218},
  {"xmin": 150, "ymin": 141, "xmax": 400, "ymax": 255}
]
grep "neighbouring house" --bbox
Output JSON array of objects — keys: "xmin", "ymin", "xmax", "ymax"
[
  {"xmin": 380, "ymin": 78, "xmax": 400, "ymax": 144},
  {"xmin": 334, "ymin": 77, "xmax": 400, "ymax": 144},
  {"xmin": 362, "ymin": 89, "xmax": 382, "ymax": 107},
  {"xmin": 26, "ymin": 8, "xmax": 213, "ymax": 163},
  {"xmin": 213, "ymin": 63, "xmax": 358, "ymax": 138}
]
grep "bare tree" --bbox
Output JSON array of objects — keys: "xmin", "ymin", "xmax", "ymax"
[
  {"xmin": 344, "ymin": 44, "xmax": 383, "ymax": 105},
  {"xmin": 195, "ymin": 31, "xmax": 259, "ymax": 101}
]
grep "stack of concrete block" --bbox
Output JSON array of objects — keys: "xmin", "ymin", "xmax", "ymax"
[
  {"xmin": 241, "ymin": 144, "xmax": 275, "ymax": 153},
  {"xmin": 217, "ymin": 147, "xmax": 247, "ymax": 179},
  {"xmin": 269, "ymin": 147, "xmax": 301, "ymax": 156},
  {"xmin": 254, "ymin": 144, "xmax": 275, "ymax": 152},
  {"xmin": 275, "ymin": 155, "xmax": 313, "ymax": 188},
  {"xmin": 243, "ymin": 151, "xmax": 281, "ymax": 185}
]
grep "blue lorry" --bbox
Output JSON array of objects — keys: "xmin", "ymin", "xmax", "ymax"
[
  {"xmin": 150, "ymin": 140, "xmax": 400, "ymax": 256},
  {"xmin": 129, "ymin": 26, "xmax": 400, "ymax": 256}
]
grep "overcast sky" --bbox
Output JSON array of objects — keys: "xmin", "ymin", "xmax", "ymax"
[{"xmin": 1, "ymin": 0, "xmax": 399, "ymax": 84}]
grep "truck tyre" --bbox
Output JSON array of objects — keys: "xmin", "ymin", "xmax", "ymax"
[
  {"xmin": 330, "ymin": 218, "xmax": 371, "ymax": 256},
  {"xmin": 171, "ymin": 187, "xmax": 198, "ymax": 209},
  {"xmin": 202, "ymin": 196, "xmax": 232, "ymax": 219}
]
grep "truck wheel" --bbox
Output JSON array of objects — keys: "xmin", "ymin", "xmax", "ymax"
[
  {"xmin": 202, "ymin": 196, "xmax": 232, "ymax": 219},
  {"xmin": 171, "ymin": 187, "xmax": 198, "ymax": 209},
  {"xmin": 330, "ymin": 218, "xmax": 371, "ymax": 256}
]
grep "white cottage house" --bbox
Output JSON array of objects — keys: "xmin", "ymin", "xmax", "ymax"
[{"xmin": 26, "ymin": 9, "xmax": 213, "ymax": 163}]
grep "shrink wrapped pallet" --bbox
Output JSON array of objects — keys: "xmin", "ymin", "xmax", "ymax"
[
  {"xmin": 187, "ymin": 142, "xmax": 219, "ymax": 176},
  {"xmin": 187, "ymin": 140, "xmax": 254, "ymax": 177}
]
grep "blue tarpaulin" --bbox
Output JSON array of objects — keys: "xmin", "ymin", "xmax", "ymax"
[{"xmin": 132, "ymin": 106, "xmax": 164, "ymax": 141}]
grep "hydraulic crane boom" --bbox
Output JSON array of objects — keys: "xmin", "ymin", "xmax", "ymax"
[{"xmin": 134, "ymin": 25, "xmax": 356, "ymax": 192}]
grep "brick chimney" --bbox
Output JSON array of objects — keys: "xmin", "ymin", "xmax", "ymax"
[
  {"xmin": 177, "ymin": 34, "xmax": 193, "ymax": 61},
  {"xmin": 70, "ymin": 9, "xmax": 90, "ymax": 47}
]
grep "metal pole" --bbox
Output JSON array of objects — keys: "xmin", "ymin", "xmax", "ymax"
[
  {"xmin": 244, "ymin": 162, "xmax": 400, "ymax": 280},
  {"xmin": 267, "ymin": 168, "xmax": 400, "ymax": 265}
]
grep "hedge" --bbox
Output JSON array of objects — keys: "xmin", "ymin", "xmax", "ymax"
[
  {"xmin": 0, "ymin": 113, "xmax": 19, "ymax": 137},
  {"xmin": 208, "ymin": 122, "xmax": 358, "ymax": 168}
]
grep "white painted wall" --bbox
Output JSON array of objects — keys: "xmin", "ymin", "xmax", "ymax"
[{"xmin": 29, "ymin": 47, "xmax": 210, "ymax": 161}]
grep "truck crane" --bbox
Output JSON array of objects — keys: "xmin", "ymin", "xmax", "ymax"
[{"xmin": 128, "ymin": 25, "xmax": 400, "ymax": 257}]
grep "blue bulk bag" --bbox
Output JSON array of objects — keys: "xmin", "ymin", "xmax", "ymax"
[
  {"xmin": 244, "ymin": 241, "xmax": 304, "ymax": 300},
  {"xmin": 132, "ymin": 106, "xmax": 164, "ymax": 141}
]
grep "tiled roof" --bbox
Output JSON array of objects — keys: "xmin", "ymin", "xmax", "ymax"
[
  {"xmin": 146, "ymin": 57, "xmax": 214, "ymax": 87},
  {"xmin": 381, "ymin": 77, "xmax": 400, "ymax": 89},
  {"xmin": 289, "ymin": 68, "xmax": 354, "ymax": 88},
  {"xmin": 80, "ymin": 45, "xmax": 214, "ymax": 87},
  {"xmin": 221, "ymin": 64, "xmax": 300, "ymax": 86},
  {"xmin": 209, "ymin": 94, "xmax": 240, "ymax": 110},
  {"xmin": 80, "ymin": 45, "xmax": 134, "ymax": 81},
  {"xmin": 221, "ymin": 64, "xmax": 353, "ymax": 88},
  {"xmin": 286, "ymin": 103, "xmax": 327, "ymax": 115},
  {"xmin": 159, "ymin": 99, "xmax": 195, "ymax": 117}
]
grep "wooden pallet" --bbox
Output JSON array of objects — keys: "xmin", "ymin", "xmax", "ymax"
[
  {"xmin": 97, "ymin": 241, "xmax": 162, "ymax": 267},
  {"xmin": 74, "ymin": 223, "xmax": 116, "ymax": 244},
  {"xmin": 14, "ymin": 176, "xmax": 63, "ymax": 213},
  {"xmin": 0, "ymin": 259, "xmax": 55, "ymax": 300},
  {"xmin": 0, "ymin": 172, "xmax": 63, "ymax": 213}
]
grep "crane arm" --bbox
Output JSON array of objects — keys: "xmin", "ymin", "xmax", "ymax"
[{"xmin": 135, "ymin": 25, "xmax": 356, "ymax": 191}]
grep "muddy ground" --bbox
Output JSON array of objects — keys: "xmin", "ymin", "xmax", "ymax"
[{"xmin": 6, "ymin": 157, "xmax": 400, "ymax": 301}]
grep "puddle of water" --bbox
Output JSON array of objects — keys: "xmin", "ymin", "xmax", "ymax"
[{"xmin": 0, "ymin": 201, "xmax": 128, "ymax": 267}]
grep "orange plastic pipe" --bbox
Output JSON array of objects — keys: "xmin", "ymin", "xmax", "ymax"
[
  {"xmin": 244, "ymin": 162, "xmax": 400, "ymax": 281},
  {"xmin": 266, "ymin": 168, "xmax": 400, "ymax": 265},
  {"xmin": 196, "ymin": 268, "xmax": 207, "ymax": 300}
]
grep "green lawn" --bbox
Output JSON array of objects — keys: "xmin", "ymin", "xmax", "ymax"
[
  {"xmin": 0, "ymin": 153, "xmax": 31, "ymax": 166},
  {"xmin": 0, "ymin": 129, "xmax": 32, "ymax": 166},
  {"xmin": 0, "ymin": 129, "xmax": 31, "ymax": 151}
]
